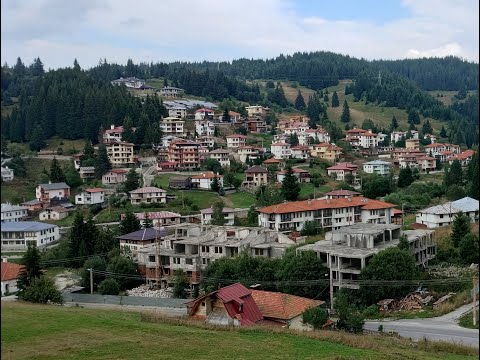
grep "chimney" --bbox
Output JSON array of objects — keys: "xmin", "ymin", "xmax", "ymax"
[
  {"xmin": 2, "ymin": 257, "xmax": 7, "ymax": 263},
  {"xmin": 111, "ymin": 124, "xmax": 115, "ymax": 130}
]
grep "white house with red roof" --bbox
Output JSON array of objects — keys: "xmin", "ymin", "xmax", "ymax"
[
  {"xmin": 447, "ymin": 150, "xmax": 476, "ymax": 167},
  {"xmin": 424, "ymin": 143, "xmax": 461, "ymax": 157},
  {"xmin": 327, "ymin": 162, "xmax": 358, "ymax": 182},
  {"xmin": 276, "ymin": 168, "xmax": 311, "ymax": 183},
  {"xmin": 194, "ymin": 119, "xmax": 215, "ymax": 137},
  {"xmin": 226, "ymin": 134, "xmax": 247, "ymax": 148},
  {"xmin": 270, "ymin": 142, "xmax": 291, "ymax": 160},
  {"xmin": 291, "ymin": 145, "xmax": 310, "ymax": 160},
  {"xmin": 194, "ymin": 108, "xmax": 215, "ymax": 120},
  {"xmin": 191, "ymin": 172, "xmax": 224, "ymax": 190},
  {"xmin": 1, "ymin": 259, "xmax": 23, "ymax": 295},
  {"xmin": 237, "ymin": 146, "xmax": 261, "ymax": 163},
  {"xmin": 129, "ymin": 187, "xmax": 167, "ymax": 205},
  {"xmin": 75, "ymin": 188, "xmax": 106, "ymax": 205}
]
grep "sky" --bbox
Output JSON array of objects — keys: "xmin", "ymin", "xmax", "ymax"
[{"xmin": 1, "ymin": 0, "xmax": 478, "ymax": 69}]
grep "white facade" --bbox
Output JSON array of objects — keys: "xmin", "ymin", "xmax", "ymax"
[
  {"xmin": 191, "ymin": 173, "xmax": 224, "ymax": 190},
  {"xmin": 194, "ymin": 108, "xmax": 214, "ymax": 120},
  {"xmin": 1, "ymin": 166, "xmax": 14, "ymax": 181},
  {"xmin": 75, "ymin": 189, "xmax": 105, "ymax": 205},
  {"xmin": 271, "ymin": 143, "xmax": 291, "ymax": 160},
  {"xmin": 106, "ymin": 142, "xmax": 135, "ymax": 167},
  {"xmin": 39, "ymin": 207, "xmax": 69, "ymax": 221},
  {"xmin": 195, "ymin": 120, "xmax": 215, "ymax": 137},
  {"xmin": 227, "ymin": 135, "xmax": 247, "ymax": 148},
  {"xmin": 291, "ymin": 146, "xmax": 310, "ymax": 160},
  {"xmin": 35, "ymin": 183, "xmax": 71, "ymax": 203},
  {"xmin": 416, "ymin": 197, "xmax": 479, "ymax": 228},
  {"xmin": 209, "ymin": 150, "xmax": 231, "ymax": 167},
  {"xmin": 1, "ymin": 221, "xmax": 60, "ymax": 250},
  {"xmin": 168, "ymin": 107, "xmax": 187, "ymax": 118},
  {"xmin": 359, "ymin": 133, "xmax": 380, "ymax": 149},
  {"xmin": 1, "ymin": 203, "xmax": 28, "ymax": 223},
  {"xmin": 159, "ymin": 86, "xmax": 185, "ymax": 98},
  {"xmin": 102, "ymin": 170, "xmax": 127, "ymax": 185},
  {"xmin": 129, "ymin": 187, "xmax": 167, "ymax": 205},
  {"xmin": 160, "ymin": 117, "xmax": 185, "ymax": 136},
  {"xmin": 363, "ymin": 160, "xmax": 391, "ymax": 176},
  {"xmin": 111, "ymin": 77, "xmax": 145, "ymax": 89},
  {"xmin": 245, "ymin": 105, "xmax": 269, "ymax": 117}
]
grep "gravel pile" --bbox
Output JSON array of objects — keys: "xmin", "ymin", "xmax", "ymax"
[{"xmin": 127, "ymin": 285, "xmax": 173, "ymax": 298}]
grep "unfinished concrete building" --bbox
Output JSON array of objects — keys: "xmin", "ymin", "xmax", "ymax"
[
  {"xmin": 135, "ymin": 224, "xmax": 296, "ymax": 288},
  {"xmin": 297, "ymin": 224, "xmax": 436, "ymax": 291}
]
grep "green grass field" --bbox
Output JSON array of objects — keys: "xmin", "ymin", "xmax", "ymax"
[
  {"xmin": 225, "ymin": 191, "xmax": 256, "ymax": 208},
  {"xmin": 459, "ymin": 310, "xmax": 479, "ymax": 329},
  {"xmin": 1, "ymin": 302, "xmax": 477, "ymax": 360},
  {"xmin": 43, "ymin": 137, "xmax": 86, "ymax": 153}
]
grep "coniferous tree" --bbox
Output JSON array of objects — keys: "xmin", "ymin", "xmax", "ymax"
[
  {"xmin": 17, "ymin": 243, "xmax": 42, "ymax": 294},
  {"xmin": 440, "ymin": 126, "xmax": 447, "ymax": 138},
  {"xmin": 120, "ymin": 209, "xmax": 141, "ymax": 235},
  {"xmin": 443, "ymin": 160, "xmax": 463, "ymax": 187},
  {"xmin": 467, "ymin": 152, "xmax": 479, "ymax": 199},
  {"xmin": 289, "ymin": 133, "xmax": 299, "ymax": 146},
  {"xmin": 211, "ymin": 175, "xmax": 221, "ymax": 192},
  {"xmin": 124, "ymin": 168, "xmax": 140, "ymax": 192},
  {"xmin": 340, "ymin": 100, "xmax": 351, "ymax": 123},
  {"xmin": 142, "ymin": 212, "xmax": 154, "ymax": 229},
  {"xmin": 13, "ymin": 57, "xmax": 26, "ymax": 77},
  {"xmin": 49, "ymin": 157, "xmax": 66, "ymax": 183},
  {"xmin": 68, "ymin": 212, "xmax": 85, "ymax": 267},
  {"xmin": 281, "ymin": 166, "xmax": 301, "ymax": 201},
  {"xmin": 222, "ymin": 108, "xmax": 231, "ymax": 122},
  {"xmin": 451, "ymin": 212, "xmax": 471, "ymax": 247},
  {"xmin": 29, "ymin": 125, "xmax": 46, "ymax": 151},
  {"xmin": 122, "ymin": 116, "xmax": 136, "ymax": 143},
  {"xmin": 407, "ymin": 109, "xmax": 421, "ymax": 125},
  {"xmin": 397, "ymin": 167, "xmax": 415, "ymax": 188},
  {"xmin": 211, "ymin": 201, "xmax": 226, "ymax": 225},
  {"xmin": 65, "ymin": 161, "xmax": 82, "ymax": 188},
  {"xmin": 331, "ymin": 91, "xmax": 340, "ymax": 107},
  {"xmin": 82, "ymin": 141, "xmax": 96, "ymax": 163},
  {"xmin": 31, "ymin": 57, "xmax": 45, "ymax": 76},
  {"xmin": 94, "ymin": 144, "xmax": 111, "ymax": 179},
  {"xmin": 391, "ymin": 116, "xmax": 398, "ymax": 130},
  {"xmin": 421, "ymin": 120, "xmax": 433, "ymax": 135},
  {"xmin": 247, "ymin": 205, "xmax": 258, "ymax": 226},
  {"xmin": 294, "ymin": 90, "xmax": 306, "ymax": 111}
]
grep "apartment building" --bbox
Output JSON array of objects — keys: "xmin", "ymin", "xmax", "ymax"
[
  {"xmin": 327, "ymin": 162, "xmax": 358, "ymax": 182},
  {"xmin": 243, "ymin": 166, "xmax": 269, "ymax": 188},
  {"xmin": 391, "ymin": 130, "xmax": 419, "ymax": 143},
  {"xmin": 209, "ymin": 149, "xmax": 231, "ymax": 167},
  {"xmin": 194, "ymin": 108, "xmax": 215, "ymax": 120},
  {"xmin": 102, "ymin": 169, "xmax": 127, "ymax": 186},
  {"xmin": 122, "ymin": 211, "xmax": 182, "ymax": 228},
  {"xmin": 1, "ymin": 221, "xmax": 60, "ymax": 250},
  {"xmin": 75, "ymin": 188, "xmax": 105, "ymax": 205},
  {"xmin": 196, "ymin": 136, "xmax": 215, "ymax": 149},
  {"xmin": 103, "ymin": 125, "xmax": 126, "ymax": 143},
  {"xmin": 270, "ymin": 143, "xmax": 291, "ymax": 160},
  {"xmin": 195, "ymin": 119, "xmax": 215, "ymax": 136},
  {"xmin": 158, "ymin": 86, "xmax": 185, "ymax": 98},
  {"xmin": 297, "ymin": 224, "xmax": 436, "ymax": 291},
  {"xmin": 35, "ymin": 182, "xmax": 71, "ymax": 203},
  {"xmin": 106, "ymin": 141, "xmax": 135, "ymax": 167},
  {"xmin": 424, "ymin": 143, "xmax": 461, "ymax": 157},
  {"xmin": 447, "ymin": 150, "xmax": 476, "ymax": 167},
  {"xmin": 416, "ymin": 156, "xmax": 436, "ymax": 172},
  {"xmin": 310, "ymin": 143, "xmax": 342, "ymax": 162},
  {"xmin": 135, "ymin": 224, "xmax": 295, "ymax": 286},
  {"xmin": 200, "ymin": 207, "xmax": 248, "ymax": 225},
  {"xmin": 363, "ymin": 160, "xmax": 391, "ymax": 176},
  {"xmin": 1, "ymin": 203, "xmax": 28, "ymax": 223},
  {"xmin": 291, "ymin": 145, "xmax": 310, "ymax": 160},
  {"xmin": 167, "ymin": 105, "xmax": 188, "ymax": 119},
  {"xmin": 303, "ymin": 128, "xmax": 330, "ymax": 145},
  {"xmin": 276, "ymin": 168, "xmax": 311, "ymax": 183},
  {"xmin": 257, "ymin": 196, "xmax": 397, "ymax": 233},
  {"xmin": 168, "ymin": 140, "xmax": 201, "ymax": 169},
  {"xmin": 129, "ymin": 187, "xmax": 167, "ymax": 205},
  {"xmin": 226, "ymin": 134, "xmax": 247, "ymax": 148},
  {"xmin": 191, "ymin": 172, "xmax": 224, "ymax": 190},
  {"xmin": 246, "ymin": 117, "xmax": 268, "ymax": 133},
  {"xmin": 237, "ymin": 146, "xmax": 262, "ymax": 164},
  {"xmin": 1, "ymin": 166, "xmax": 14, "ymax": 181},
  {"xmin": 405, "ymin": 138, "xmax": 420, "ymax": 150},
  {"xmin": 245, "ymin": 105, "xmax": 270, "ymax": 117},
  {"xmin": 160, "ymin": 117, "xmax": 185, "ymax": 136}
]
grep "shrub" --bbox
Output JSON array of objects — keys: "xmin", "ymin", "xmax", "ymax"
[
  {"xmin": 98, "ymin": 278, "xmax": 120, "ymax": 295},
  {"xmin": 19, "ymin": 276, "xmax": 63, "ymax": 304},
  {"xmin": 363, "ymin": 304, "xmax": 379, "ymax": 317},
  {"xmin": 302, "ymin": 306, "xmax": 329, "ymax": 329}
]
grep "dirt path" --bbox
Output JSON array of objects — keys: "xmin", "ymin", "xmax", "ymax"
[{"xmin": 54, "ymin": 271, "xmax": 81, "ymax": 291}]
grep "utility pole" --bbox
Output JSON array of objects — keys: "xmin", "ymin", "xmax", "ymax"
[
  {"xmin": 88, "ymin": 268, "xmax": 93, "ymax": 294},
  {"xmin": 155, "ymin": 229, "xmax": 160, "ymax": 289},
  {"xmin": 474, "ymin": 276, "xmax": 478, "ymax": 327},
  {"xmin": 402, "ymin": 203, "xmax": 405, "ymax": 226}
]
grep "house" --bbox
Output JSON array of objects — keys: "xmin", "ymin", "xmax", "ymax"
[
  {"xmin": 327, "ymin": 162, "xmax": 358, "ymax": 182},
  {"xmin": 157, "ymin": 161, "xmax": 178, "ymax": 172},
  {"xmin": 447, "ymin": 150, "xmax": 476, "ymax": 167},
  {"xmin": 191, "ymin": 172, "xmax": 224, "ymax": 190},
  {"xmin": 405, "ymin": 139, "xmax": 420, "ymax": 150},
  {"xmin": 39, "ymin": 206, "xmax": 69, "ymax": 221},
  {"xmin": 257, "ymin": 196, "xmax": 397, "ymax": 232},
  {"xmin": 243, "ymin": 166, "xmax": 268, "ymax": 188},
  {"xmin": 237, "ymin": 146, "xmax": 261, "ymax": 164},
  {"xmin": 416, "ymin": 197, "xmax": 479, "ymax": 228},
  {"xmin": 129, "ymin": 187, "xmax": 167, "ymax": 205},
  {"xmin": 36, "ymin": 182, "xmax": 71, "ymax": 203},
  {"xmin": 345, "ymin": 128, "xmax": 369, "ymax": 149},
  {"xmin": 103, "ymin": 125, "xmax": 126, "ymax": 143},
  {"xmin": 1, "ymin": 203, "xmax": 28, "ymax": 222},
  {"xmin": 102, "ymin": 169, "xmax": 127, "ymax": 185},
  {"xmin": 75, "ymin": 188, "xmax": 105, "ymax": 205},
  {"xmin": 200, "ymin": 207, "xmax": 248, "ymax": 225},
  {"xmin": 323, "ymin": 190, "xmax": 361, "ymax": 199},
  {"xmin": 125, "ymin": 211, "xmax": 182, "ymax": 228},
  {"xmin": 187, "ymin": 283, "xmax": 264, "ymax": 327},
  {"xmin": 110, "ymin": 77, "xmax": 145, "ymax": 89},
  {"xmin": 194, "ymin": 108, "xmax": 215, "ymax": 120},
  {"xmin": 246, "ymin": 117, "xmax": 267, "ymax": 133},
  {"xmin": 363, "ymin": 160, "xmax": 391, "ymax": 176},
  {"xmin": 270, "ymin": 143, "xmax": 291, "ymax": 160},
  {"xmin": 291, "ymin": 145, "xmax": 310, "ymax": 160},
  {"xmin": 226, "ymin": 134, "xmax": 247, "ymax": 148},
  {"xmin": 416, "ymin": 156, "xmax": 436, "ymax": 172},
  {"xmin": 245, "ymin": 105, "xmax": 270, "ymax": 117},
  {"xmin": 49, "ymin": 196, "xmax": 75, "ymax": 211},
  {"xmin": 79, "ymin": 166, "xmax": 95, "ymax": 180},
  {"xmin": 168, "ymin": 140, "xmax": 201, "ymax": 169},
  {"xmin": 227, "ymin": 111, "xmax": 242, "ymax": 123},
  {"xmin": 298, "ymin": 224, "xmax": 436, "ymax": 291},
  {"xmin": 118, "ymin": 228, "xmax": 161, "ymax": 253},
  {"xmin": 276, "ymin": 168, "xmax": 311, "ymax": 183},
  {"xmin": 1, "ymin": 259, "xmax": 23, "ymax": 296},
  {"xmin": 1, "ymin": 166, "xmax": 14, "ymax": 181},
  {"xmin": 303, "ymin": 128, "xmax": 330, "ymax": 145},
  {"xmin": 21, "ymin": 199, "xmax": 44, "ymax": 213},
  {"xmin": 167, "ymin": 105, "xmax": 188, "ymax": 119},
  {"xmin": 195, "ymin": 119, "xmax": 215, "ymax": 137},
  {"xmin": 196, "ymin": 136, "xmax": 215, "ymax": 150},
  {"xmin": 169, "ymin": 176, "xmax": 192, "ymax": 189},
  {"xmin": 160, "ymin": 117, "xmax": 185, "ymax": 136},
  {"xmin": 1, "ymin": 221, "xmax": 60, "ymax": 250},
  {"xmin": 358, "ymin": 131, "xmax": 380, "ymax": 149},
  {"xmin": 310, "ymin": 143, "xmax": 342, "ymax": 162},
  {"xmin": 263, "ymin": 158, "xmax": 283, "ymax": 168},
  {"xmin": 424, "ymin": 143, "xmax": 461, "ymax": 157},
  {"xmin": 251, "ymin": 290, "xmax": 324, "ymax": 330},
  {"xmin": 209, "ymin": 149, "xmax": 231, "ymax": 167},
  {"xmin": 158, "ymin": 86, "xmax": 185, "ymax": 98},
  {"xmin": 391, "ymin": 131, "xmax": 419, "ymax": 144},
  {"xmin": 106, "ymin": 141, "xmax": 135, "ymax": 167}
]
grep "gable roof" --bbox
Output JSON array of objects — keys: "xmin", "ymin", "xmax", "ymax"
[
  {"xmin": 324, "ymin": 190, "xmax": 360, "ymax": 197},
  {"xmin": 85, "ymin": 188, "xmax": 105, "ymax": 193},
  {"xmin": 216, "ymin": 283, "xmax": 263, "ymax": 325},
  {"xmin": 1, "ymin": 221, "xmax": 57, "ymax": 232},
  {"xmin": 117, "ymin": 228, "xmax": 162, "ymax": 241},
  {"xmin": 129, "ymin": 187, "xmax": 166, "ymax": 194},
  {"xmin": 38, "ymin": 182, "xmax": 70, "ymax": 190},
  {"xmin": 251, "ymin": 290, "xmax": 323, "ymax": 321},
  {"xmin": 1, "ymin": 261, "xmax": 24, "ymax": 281},
  {"xmin": 1, "ymin": 203, "xmax": 28, "ymax": 213},
  {"xmin": 245, "ymin": 166, "xmax": 268, "ymax": 174},
  {"xmin": 327, "ymin": 162, "xmax": 358, "ymax": 171}
]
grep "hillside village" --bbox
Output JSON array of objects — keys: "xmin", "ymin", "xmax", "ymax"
[{"xmin": 1, "ymin": 56, "xmax": 479, "ymax": 353}]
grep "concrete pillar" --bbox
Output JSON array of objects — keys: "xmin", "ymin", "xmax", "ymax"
[{"xmin": 361, "ymin": 257, "xmax": 365, "ymax": 269}]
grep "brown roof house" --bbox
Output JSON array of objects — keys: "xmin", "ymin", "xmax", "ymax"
[
  {"xmin": 243, "ymin": 166, "xmax": 268, "ymax": 188},
  {"xmin": 1, "ymin": 259, "xmax": 24, "ymax": 296},
  {"xmin": 129, "ymin": 187, "xmax": 167, "ymax": 205}
]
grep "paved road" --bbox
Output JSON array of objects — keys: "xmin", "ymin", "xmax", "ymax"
[
  {"xmin": 141, "ymin": 164, "xmax": 156, "ymax": 187},
  {"xmin": 365, "ymin": 302, "xmax": 479, "ymax": 348}
]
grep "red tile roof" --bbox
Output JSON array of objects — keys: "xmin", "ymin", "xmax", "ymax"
[
  {"xmin": 217, "ymin": 283, "xmax": 263, "ymax": 326},
  {"xmin": 85, "ymin": 188, "xmax": 105, "ymax": 193},
  {"xmin": 251, "ymin": 290, "xmax": 324, "ymax": 321},
  {"xmin": 327, "ymin": 162, "xmax": 358, "ymax": 171},
  {"xmin": 447, "ymin": 150, "xmax": 475, "ymax": 161},
  {"xmin": 271, "ymin": 142, "xmax": 290, "ymax": 146},
  {"xmin": 1, "ymin": 261, "xmax": 23, "ymax": 281},
  {"xmin": 227, "ymin": 134, "xmax": 248, "ymax": 139},
  {"xmin": 245, "ymin": 166, "xmax": 268, "ymax": 173},
  {"xmin": 129, "ymin": 186, "xmax": 166, "ymax": 194},
  {"xmin": 108, "ymin": 169, "xmax": 128, "ymax": 174},
  {"xmin": 324, "ymin": 189, "xmax": 360, "ymax": 196},
  {"xmin": 291, "ymin": 145, "xmax": 310, "ymax": 150},
  {"xmin": 195, "ymin": 108, "xmax": 214, "ymax": 113},
  {"xmin": 346, "ymin": 128, "xmax": 368, "ymax": 134},
  {"xmin": 263, "ymin": 158, "xmax": 282, "ymax": 164},
  {"xmin": 257, "ymin": 196, "xmax": 396, "ymax": 214}
]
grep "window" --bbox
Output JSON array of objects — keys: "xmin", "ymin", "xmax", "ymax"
[
  {"xmin": 186, "ymin": 258, "xmax": 193, "ymax": 265},
  {"xmin": 201, "ymin": 246, "xmax": 209, "ymax": 253},
  {"xmin": 214, "ymin": 246, "xmax": 223, "ymax": 254},
  {"xmin": 149, "ymin": 255, "xmax": 156, "ymax": 262},
  {"xmin": 254, "ymin": 248, "xmax": 264, "ymax": 256},
  {"xmin": 440, "ymin": 214, "xmax": 444, "ymax": 219}
]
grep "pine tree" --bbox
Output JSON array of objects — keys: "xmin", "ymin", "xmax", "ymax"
[
  {"xmin": 391, "ymin": 116, "xmax": 398, "ymax": 130},
  {"xmin": 124, "ymin": 168, "xmax": 140, "ymax": 192},
  {"xmin": 94, "ymin": 144, "xmax": 111, "ymax": 179},
  {"xmin": 281, "ymin": 166, "xmax": 301, "ymax": 201},
  {"xmin": 211, "ymin": 175, "xmax": 221, "ymax": 192},
  {"xmin": 17, "ymin": 243, "xmax": 42, "ymax": 293},
  {"xmin": 294, "ymin": 90, "xmax": 306, "ymax": 111},
  {"xmin": 31, "ymin": 57, "xmax": 45, "ymax": 76},
  {"xmin": 211, "ymin": 201, "xmax": 226, "ymax": 225},
  {"xmin": 122, "ymin": 116, "xmax": 136, "ymax": 143},
  {"xmin": 247, "ymin": 205, "xmax": 258, "ymax": 226},
  {"xmin": 422, "ymin": 120, "xmax": 433, "ymax": 135},
  {"xmin": 68, "ymin": 212, "xmax": 86, "ymax": 267},
  {"xmin": 444, "ymin": 160, "xmax": 463, "ymax": 187},
  {"xmin": 222, "ymin": 108, "xmax": 231, "ymax": 122},
  {"xmin": 289, "ymin": 133, "xmax": 299, "ymax": 146},
  {"xmin": 143, "ymin": 212, "xmax": 154, "ymax": 228},
  {"xmin": 65, "ymin": 161, "xmax": 83, "ymax": 188},
  {"xmin": 331, "ymin": 91, "xmax": 340, "ymax": 107},
  {"xmin": 451, "ymin": 212, "xmax": 471, "ymax": 247},
  {"xmin": 340, "ymin": 100, "xmax": 351, "ymax": 123},
  {"xmin": 49, "ymin": 157, "xmax": 66, "ymax": 183},
  {"xmin": 120, "ymin": 209, "xmax": 141, "ymax": 234},
  {"xmin": 397, "ymin": 167, "xmax": 415, "ymax": 188},
  {"xmin": 82, "ymin": 141, "xmax": 96, "ymax": 164},
  {"xmin": 407, "ymin": 109, "xmax": 420, "ymax": 125},
  {"xmin": 29, "ymin": 125, "xmax": 46, "ymax": 151},
  {"xmin": 440, "ymin": 126, "xmax": 447, "ymax": 138}
]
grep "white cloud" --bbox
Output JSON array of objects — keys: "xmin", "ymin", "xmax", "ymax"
[{"xmin": 1, "ymin": 0, "xmax": 478, "ymax": 68}]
